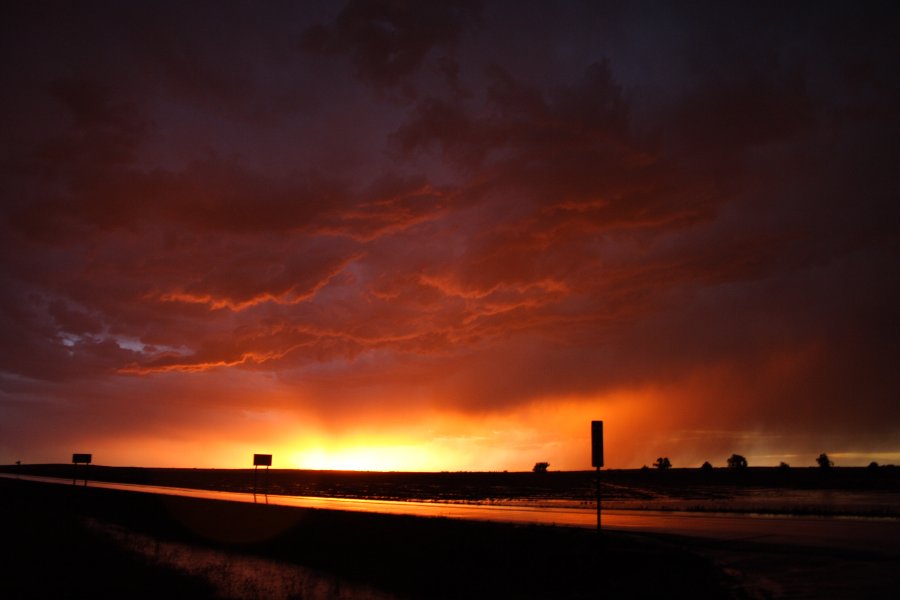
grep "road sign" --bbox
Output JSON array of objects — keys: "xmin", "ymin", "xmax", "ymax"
[
  {"xmin": 591, "ymin": 421, "xmax": 603, "ymax": 468},
  {"xmin": 591, "ymin": 420, "xmax": 604, "ymax": 531}
]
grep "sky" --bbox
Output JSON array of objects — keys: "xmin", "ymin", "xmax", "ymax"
[{"xmin": 1, "ymin": 1, "xmax": 898, "ymax": 471}]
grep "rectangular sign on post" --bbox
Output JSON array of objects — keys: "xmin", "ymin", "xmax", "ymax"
[
  {"xmin": 72, "ymin": 453, "xmax": 92, "ymax": 464},
  {"xmin": 253, "ymin": 454, "xmax": 272, "ymax": 467},
  {"xmin": 591, "ymin": 421, "xmax": 603, "ymax": 468}
]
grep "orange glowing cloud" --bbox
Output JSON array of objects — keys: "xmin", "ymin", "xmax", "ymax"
[{"xmin": 1, "ymin": 1, "xmax": 898, "ymax": 471}]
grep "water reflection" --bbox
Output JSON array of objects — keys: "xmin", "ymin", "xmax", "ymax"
[
  {"xmin": 3, "ymin": 473, "xmax": 600, "ymax": 526},
  {"xmin": 4, "ymin": 472, "xmax": 900, "ymax": 555}
]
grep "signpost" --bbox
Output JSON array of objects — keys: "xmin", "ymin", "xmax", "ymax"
[
  {"xmin": 253, "ymin": 453, "xmax": 272, "ymax": 500},
  {"xmin": 72, "ymin": 453, "xmax": 92, "ymax": 486},
  {"xmin": 591, "ymin": 421, "xmax": 603, "ymax": 530}
]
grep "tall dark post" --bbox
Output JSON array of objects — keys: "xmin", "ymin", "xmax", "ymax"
[{"xmin": 591, "ymin": 421, "xmax": 604, "ymax": 531}]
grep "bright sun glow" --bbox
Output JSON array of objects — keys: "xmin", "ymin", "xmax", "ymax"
[
  {"xmin": 55, "ymin": 386, "xmax": 886, "ymax": 472},
  {"xmin": 287, "ymin": 444, "xmax": 440, "ymax": 472}
]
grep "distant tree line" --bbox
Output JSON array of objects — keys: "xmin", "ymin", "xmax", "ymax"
[
  {"xmin": 687, "ymin": 452, "xmax": 860, "ymax": 469},
  {"xmin": 639, "ymin": 452, "xmax": 895, "ymax": 470}
]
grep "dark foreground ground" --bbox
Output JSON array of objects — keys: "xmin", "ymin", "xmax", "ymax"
[{"xmin": 1, "ymin": 478, "xmax": 734, "ymax": 599}]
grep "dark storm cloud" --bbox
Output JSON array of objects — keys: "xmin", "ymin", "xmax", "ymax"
[
  {"xmin": 1, "ymin": 1, "xmax": 898, "ymax": 465},
  {"xmin": 301, "ymin": 0, "xmax": 481, "ymax": 87}
]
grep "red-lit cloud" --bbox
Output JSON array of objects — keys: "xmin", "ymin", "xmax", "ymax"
[{"xmin": 1, "ymin": 1, "xmax": 898, "ymax": 470}]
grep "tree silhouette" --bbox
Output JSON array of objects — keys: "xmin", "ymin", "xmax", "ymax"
[
  {"xmin": 868, "ymin": 461, "xmax": 880, "ymax": 470},
  {"xmin": 653, "ymin": 457, "xmax": 672, "ymax": 470},
  {"xmin": 727, "ymin": 454, "xmax": 748, "ymax": 469},
  {"xmin": 779, "ymin": 461, "xmax": 790, "ymax": 470},
  {"xmin": 816, "ymin": 453, "xmax": 833, "ymax": 468},
  {"xmin": 700, "ymin": 461, "xmax": 713, "ymax": 471},
  {"xmin": 532, "ymin": 462, "xmax": 549, "ymax": 473}
]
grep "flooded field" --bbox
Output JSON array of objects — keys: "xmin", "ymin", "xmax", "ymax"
[
  {"xmin": 4, "ymin": 464, "xmax": 899, "ymax": 517},
  {"xmin": 602, "ymin": 486, "xmax": 900, "ymax": 516}
]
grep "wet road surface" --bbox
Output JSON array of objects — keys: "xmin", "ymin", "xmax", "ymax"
[{"xmin": 4, "ymin": 472, "xmax": 898, "ymax": 557}]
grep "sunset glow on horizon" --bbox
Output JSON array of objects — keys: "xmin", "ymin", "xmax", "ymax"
[{"xmin": 2, "ymin": 2, "xmax": 898, "ymax": 472}]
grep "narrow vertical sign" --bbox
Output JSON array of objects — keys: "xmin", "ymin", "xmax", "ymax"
[
  {"xmin": 591, "ymin": 420, "xmax": 603, "ymax": 531},
  {"xmin": 591, "ymin": 421, "xmax": 603, "ymax": 467}
]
